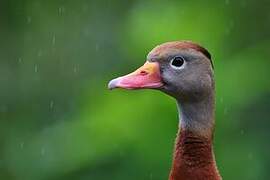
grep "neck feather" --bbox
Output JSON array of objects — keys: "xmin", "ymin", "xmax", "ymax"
[
  {"xmin": 177, "ymin": 93, "xmax": 215, "ymax": 137},
  {"xmin": 169, "ymin": 93, "xmax": 221, "ymax": 180}
]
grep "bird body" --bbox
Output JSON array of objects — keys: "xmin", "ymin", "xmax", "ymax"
[{"xmin": 108, "ymin": 41, "xmax": 221, "ymax": 180}]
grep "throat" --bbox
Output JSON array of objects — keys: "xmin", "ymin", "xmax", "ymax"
[
  {"xmin": 169, "ymin": 97, "xmax": 220, "ymax": 180},
  {"xmin": 177, "ymin": 96, "xmax": 215, "ymax": 137}
]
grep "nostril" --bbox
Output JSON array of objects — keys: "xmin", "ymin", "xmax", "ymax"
[{"xmin": 140, "ymin": 70, "xmax": 148, "ymax": 76}]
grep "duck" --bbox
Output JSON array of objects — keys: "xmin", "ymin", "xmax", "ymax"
[{"xmin": 108, "ymin": 41, "xmax": 221, "ymax": 180}]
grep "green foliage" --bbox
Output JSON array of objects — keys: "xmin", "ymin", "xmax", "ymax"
[{"xmin": 0, "ymin": 0, "xmax": 270, "ymax": 179}]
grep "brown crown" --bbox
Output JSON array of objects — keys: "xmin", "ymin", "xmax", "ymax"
[{"xmin": 151, "ymin": 41, "xmax": 213, "ymax": 68}]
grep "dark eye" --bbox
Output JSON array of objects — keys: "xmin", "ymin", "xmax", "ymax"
[{"xmin": 171, "ymin": 56, "xmax": 185, "ymax": 68}]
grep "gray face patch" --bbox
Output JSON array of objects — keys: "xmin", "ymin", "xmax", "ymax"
[
  {"xmin": 147, "ymin": 41, "xmax": 215, "ymax": 135},
  {"xmin": 149, "ymin": 48, "xmax": 213, "ymax": 102}
]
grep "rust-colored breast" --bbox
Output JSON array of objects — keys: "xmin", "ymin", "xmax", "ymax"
[{"xmin": 169, "ymin": 128, "xmax": 221, "ymax": 180}]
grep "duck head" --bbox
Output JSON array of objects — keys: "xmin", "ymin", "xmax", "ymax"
[{"xmin": 108, "ymin": 41, "xmax": 214, "ymax": 102}]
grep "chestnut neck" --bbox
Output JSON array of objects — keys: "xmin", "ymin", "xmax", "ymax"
[{"xmin": 169, "ymin": 93, "xmax": 221, "ymax": 180}]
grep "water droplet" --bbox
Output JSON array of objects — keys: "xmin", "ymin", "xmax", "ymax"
[
  {"xmin": 27, "ymin": 16, "xmax": 32, "ymax": 24},
  {"xmin": 37, "ymin": 50, "xmax": 42, "ymax": 57},
  {"xmin": 224, "ymin": 107, "xmax": 228, "ymax": 115},
  {"xmin": 248, "ymin": 152, "xmax": 253, "ymax": 160},
  {"xmin": 83, "ymin": 28, "xmax": 90, "ymax": 37},
  {"xmin": 20, "ymin": 142, "xmax": 24, "ymax": 149},
  {"xmin": 95, "ymin": 44, "xmax": 100, "ymax": 51},
  {"xmin": 50, "ymin": 100, "xmax": 54, "ymax": 109},
  {"xmin": 41, "ymin": 148, "xmax": 46, "ymax": 156},
  {"xmin": 18, "ymin": 58, "xmax": 22, "ymax": 63},
  {"xmin": 220, "ymin": 97, "xmax": 223, "ymax": 103},
  {"xmin": 34, "ymin": 65, "xmax": 38, "ymax": 73},
  {"xmin": 240, "ymin": 129, "xmax": 244, "ymax": 135},
  {"xmin": 73, "ymin": 65, "xmax": 79, "ymax": 73},
  {"xmin": 52, "ymin": 35, "xmax": 56, "ymax": 45},
  {"xmin": 59, "ymin": 7, "xmax": 65, "ymax": 15},
  {"xmin": 225, "ymin": 0, "xmax": 230, "ymax": 5}
]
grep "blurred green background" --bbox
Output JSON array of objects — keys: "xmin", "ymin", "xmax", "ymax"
[{"xmin": 1, "ymin": 0, "xmax": 270, "ymax": 179}]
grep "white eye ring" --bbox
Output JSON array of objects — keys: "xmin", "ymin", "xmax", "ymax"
[{"xmin": 170, "ymin": 56, "xmax": 185, "ymax": 69}]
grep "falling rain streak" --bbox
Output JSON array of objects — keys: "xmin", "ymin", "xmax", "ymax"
[
  {"xmin": 34, "ymin": 65, "xmax": 38, "ymax": 73},
  {"xmin": 50, "ymin": 101, "xmax": 54, "ymax": 109}
]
